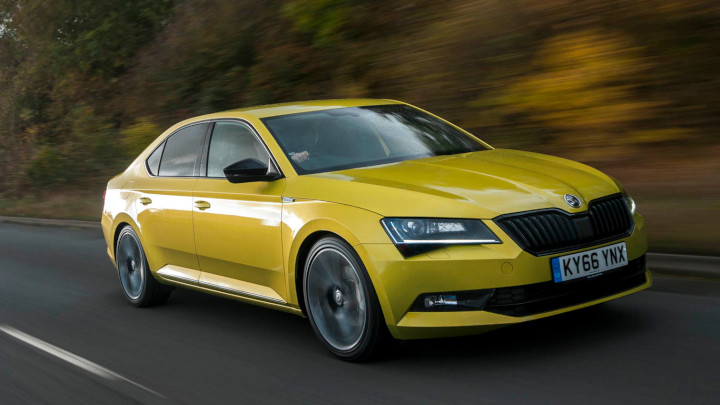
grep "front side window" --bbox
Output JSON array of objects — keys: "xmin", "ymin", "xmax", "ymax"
[
  {"xmin": 261, "ymin": 104, "xmax": 488, "ymax": 175},
  {"xmin": 207, "ymin": 121, "xmax": 271, "ymax": 178},
  {"xmin": 158, "ymin": 123, "xmax": 208, "ymax": 177}
]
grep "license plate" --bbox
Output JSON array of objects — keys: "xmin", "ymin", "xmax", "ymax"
[{"xmin": 551, "ymin": 242, "xmax": 628, "ymax": 283}]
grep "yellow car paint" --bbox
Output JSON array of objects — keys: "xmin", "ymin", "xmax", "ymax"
[{"xmin": 102, "ymin": 98, "xmax": 651, "ymax": 340}]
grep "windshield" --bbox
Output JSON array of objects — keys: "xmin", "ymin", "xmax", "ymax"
[{"xmin": 261, "ymin": 104, "xmax": 489, "ymax": 175}]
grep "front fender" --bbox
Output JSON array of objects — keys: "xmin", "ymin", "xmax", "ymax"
[{"xmin": 281, "ymin": 200, "xmax": 396, "ymax": 324}]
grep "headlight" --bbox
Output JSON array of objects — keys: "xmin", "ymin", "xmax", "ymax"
[
  {"xmin": 611, "ymin": 176, "xmax": 637, "ymax": 215},
  {"xmin": 622, "ymin": 191, "xmax": 637, "ymax": 215},
  {"xmin": 380, "ymin": 218, "xmax": 501, "ymax": 256}
]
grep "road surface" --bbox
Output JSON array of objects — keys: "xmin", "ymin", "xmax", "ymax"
[{"xmin": 1, "ymin": 223, "xmax": 718, "ymax": 404}]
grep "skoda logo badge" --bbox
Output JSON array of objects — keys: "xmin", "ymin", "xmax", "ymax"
[{"xmin": 564, "ymin": 194, "xmax": 582, "ymax": 208}]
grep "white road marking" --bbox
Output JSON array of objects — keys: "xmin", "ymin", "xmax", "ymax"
[{"xmin": 0, "ymin": 324, "xmax": 165, "ymax": 399}]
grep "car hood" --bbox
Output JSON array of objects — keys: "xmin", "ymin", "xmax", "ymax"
[{"xmin": 283, "ymin": 149, "xmax": 621, "ymax": 218}]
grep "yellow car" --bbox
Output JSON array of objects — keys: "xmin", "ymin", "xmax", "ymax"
[{"xmin": 102, "ymin": 99, "xmax": 650, "ymax": 360}]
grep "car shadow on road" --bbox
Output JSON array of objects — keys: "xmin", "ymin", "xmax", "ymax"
[
  {"xmin": 136, "ymin": 286, "xmax": 653, "ymax": 365},
  {"xmin": 386, "ymin": 302, "xmax": 652, "ymax": 365}
]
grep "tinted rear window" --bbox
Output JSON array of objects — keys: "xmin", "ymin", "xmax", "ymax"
[
  {"xmin": 146, "ymin": 142, "xmax": 164, "ymax": 175},
  {"xmin": 158, "ymin": 123, "xmax": 208, "ymax": 177}
]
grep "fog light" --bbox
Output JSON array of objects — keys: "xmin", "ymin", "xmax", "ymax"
[
  {"xmin": 424, "ymin": 294, "xmax": 458, "ymax": 308},
  {"xmin": 413, "ymin": 289, "xmax": 494, "ymax": 312}
]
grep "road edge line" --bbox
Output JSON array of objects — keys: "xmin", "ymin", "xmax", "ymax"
[
  {"xmin": 648, "ymin": 253, "xmax": 720, "ymax": 280},
  {"xmin": 0, "ymin": 324, "xmax": 167, "ymax": 400},
  {"xmin": 0, "ymin": 216, "xmax": 100, "ymax": 229}
]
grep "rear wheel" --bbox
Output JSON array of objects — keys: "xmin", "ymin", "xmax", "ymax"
[
  {"xmin": 116, "ymin": 226, "xmax": 172, "ymax": 307},
  {"xmin": 303, "ymin": 236, "xmax": 388, "ymax": 361}
]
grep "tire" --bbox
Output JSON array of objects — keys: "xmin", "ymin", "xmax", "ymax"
[
  {"xmin": 303, "ymin": 236, "xmax": 388, "ymax": 361},
  {"xmin": 115, "ymin": 225, "xmax": 172, "ymax": 307}
]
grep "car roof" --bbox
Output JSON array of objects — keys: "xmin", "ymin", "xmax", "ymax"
[
  {"xmin": 183, "ymin": 99, "xmax": 404, "ymax": 124},
  {"xmin": 227, "ymin": 98, "xmax": 403, "ymax": 118}
]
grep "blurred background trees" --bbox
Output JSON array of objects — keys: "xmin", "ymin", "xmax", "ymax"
[{"xmin": 0, "ymin": 0, "xmax": 718, "ymax": 252}]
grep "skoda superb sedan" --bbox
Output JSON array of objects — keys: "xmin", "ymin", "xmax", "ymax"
[{"xmin": 102, "ymin": 99, "xmax": 651, "ymax": 361}]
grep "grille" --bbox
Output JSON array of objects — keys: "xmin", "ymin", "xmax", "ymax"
[
  {"xmin": 484, "ymin": 255, "xmax": 647, "ymax": 317},
  {"xmin": 494, "ymin": 194, "xmax": 633, "ymax": 256}
]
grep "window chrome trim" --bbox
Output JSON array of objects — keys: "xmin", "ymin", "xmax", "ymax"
[{"xmin": 143, "ymin": 118, "xmax": 283, "ymax": 180}]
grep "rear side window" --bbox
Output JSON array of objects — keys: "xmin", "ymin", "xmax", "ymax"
[
  {"xmin": 158, "ymin": 123, "xmax": 208, "ymax": 177},
  {"xmin": 146, "ymin": 142, "xmax": 164, "ymax": 176},
  {"xmin": 207, "ymin": 122, "xmax": 270, "ymax": 177}
]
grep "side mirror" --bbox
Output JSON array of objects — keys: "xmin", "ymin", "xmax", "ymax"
[{"xmin": 223, "ymin": 158, "xmax": 282, "ymax": 183}]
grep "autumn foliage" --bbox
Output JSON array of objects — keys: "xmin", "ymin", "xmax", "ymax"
[{"xmin": 0, "ymin": 0, "xmax": 719, "ymax": 193}]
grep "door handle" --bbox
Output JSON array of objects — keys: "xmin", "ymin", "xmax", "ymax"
[
  {"xmin": 139, "ymin": 197, "xmax": 152, "ymax": 205},
  {"xmin": 194, "ymin": 200, "xmax": 211, "ymax": 210}
]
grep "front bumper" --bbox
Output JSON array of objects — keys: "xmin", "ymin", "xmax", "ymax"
[
  {"xmin": 356, "ymin": 214, "xmax": 650, "ymax": 340},
  {"xmin": 393, "ymin": 270, "xmax": 651, "ymax": 339}
]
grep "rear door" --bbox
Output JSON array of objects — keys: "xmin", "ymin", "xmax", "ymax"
[
  {"xmin": 134, "ymin": 123, "xmax": 210, "ymax": 281},
  {"xmin": 192, "ymin": 121, "xmax": 287, "ymax": 303}
]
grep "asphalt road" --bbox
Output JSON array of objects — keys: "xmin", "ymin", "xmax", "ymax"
[{"xmin": 1, "ymin": 223, "xmax": 718, "ymax": 405}]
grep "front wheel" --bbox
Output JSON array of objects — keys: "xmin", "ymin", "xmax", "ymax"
[
  {"xmin": 303, "ymin": 236, "xmax": 388, "ymax": 361},
  {"xmin": 115, "ymin": 226, "xmax": 172, "ymax": 307}
]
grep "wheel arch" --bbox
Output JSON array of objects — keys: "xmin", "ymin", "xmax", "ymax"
[
  {"xmin": 284, "ymin": 212, "xmax": 394, "ymax": 329},
  {"xmin": 109, "ymin": 214, "xmax": 143, "ymax": 264},
  {"xmin": 286, "ymin": 216, "xmax": 369, "ymax": 313},
  {"xmin": 113, "ymin": 221, "xmax": 129, "ymax": 258},
  {"xmin": 293, "ymin": 230, "xmax": 336, "ymax": 316}
]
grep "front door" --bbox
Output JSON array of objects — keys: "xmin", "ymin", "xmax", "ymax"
[{"xmin": 192, "ymin": 121, "xmax": 287, "ymax": 303}]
